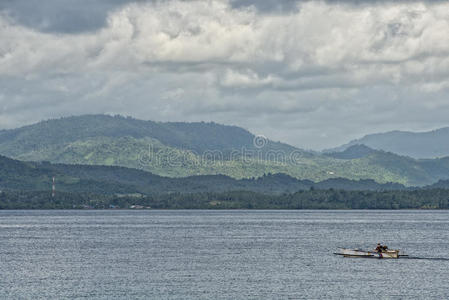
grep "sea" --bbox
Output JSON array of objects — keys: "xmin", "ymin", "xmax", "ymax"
[{"xmin": 0, "ymin": 210, "xmax": 448, "ymax": 299}]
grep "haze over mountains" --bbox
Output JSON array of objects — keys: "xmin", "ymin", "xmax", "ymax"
[
  {"xmin": 327, "ymin": 128, "xmax": 449, "ymax": 159},
  {"xmin": 1, "ymin": 115, "xmax": 449, "ymax": 187}
]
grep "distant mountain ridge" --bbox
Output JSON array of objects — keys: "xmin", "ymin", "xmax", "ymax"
[
  {"xmin": 1, "ymin": 115, "xmax": 449, "ymax": 186},
  {"xmin": 0, "ymin": 114, "xmax": 298, "ymax": 156},
  {"xmin": 325, "ymin": 144, "xmax": 376, "ymax": 159},
  {"xmin": 327, "ymin": 127, "xmax": 449, "ymax": 158}
]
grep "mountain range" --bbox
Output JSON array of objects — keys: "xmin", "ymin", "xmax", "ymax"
[
  {"xmin": 1, "ymin": 114, "xmax": 449, "ymax": 186},
  {"xmin": 326, "ymin": 127, "xmax": 449, "ymax": 159}
]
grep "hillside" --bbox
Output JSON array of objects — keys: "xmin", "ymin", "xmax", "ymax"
[
  {"xmin": 327, "ymin": 127, "xmax": 449, "ymax": 158},
  {"xmin": 325, "ymin": 144, "xmax": 376, "ymax": 159},
  {"xmin": 0, "ymin": 115, "xmax": 315, "ymax": 179},
  {"xmin": 0, "ymin": 155, "xmax": 408, "ymax": 195},
  {"xmin": 0, "ymin": 114, "xmax": 298, "ymax": 157},
  {"xmin": 1, "ymin": 115, "xmax": 449, "ymax": 186}
]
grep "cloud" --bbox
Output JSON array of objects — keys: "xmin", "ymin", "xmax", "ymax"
[
  {"xmin": 1, "ymin": 0, "xmax": 449, "ymax": 149},
  {"xmin": 0, "ymin": 0, "xmax": 138, "ymax": 33}
]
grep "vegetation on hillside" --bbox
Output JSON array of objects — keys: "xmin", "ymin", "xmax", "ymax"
[
  {"xmin": 1, "ymin": 115, "xmax": 449, "ymax": 185},
  {"xmin": 1, "ymin": 153, "xmax": 448, "ymax": 210},
  {"xmin": 0, "ymin": 155, "xmax": 408, "ymax": 195}
]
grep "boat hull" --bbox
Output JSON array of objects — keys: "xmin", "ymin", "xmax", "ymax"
[{"xmin": 336, "ymin": 248, "xmax": 400, "ymax": 259}]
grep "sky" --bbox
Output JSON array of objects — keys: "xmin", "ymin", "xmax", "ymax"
[{"xmin": 1, "ymin": 0, "xmax": 449, "ymax": 150}]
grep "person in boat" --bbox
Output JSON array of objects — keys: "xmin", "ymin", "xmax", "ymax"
[
  {"xmin": 375, "ymin": 243, "xmax": 389, "ymax": 253},
  {"xmin": 375, "ymin": 243, "xmax": 383, "ymax": 252}
]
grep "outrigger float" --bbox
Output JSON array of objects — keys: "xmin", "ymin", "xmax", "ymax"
[{"xmin": 334, "ymin": 245, "xmax": 408, "ymax": 259}]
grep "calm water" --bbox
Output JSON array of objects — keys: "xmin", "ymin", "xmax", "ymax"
[{"xmin": 1, "ymin": 210, "xmax": 448, "ymax": 299}]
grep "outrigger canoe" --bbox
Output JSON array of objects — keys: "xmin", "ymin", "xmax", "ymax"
[{"xmin": 334, "ymin": 248, "xmax": 406, "ymax": 259}]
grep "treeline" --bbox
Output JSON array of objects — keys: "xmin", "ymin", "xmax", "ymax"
[{"xmin": 1, "ymin": 188, "xmax": 449, "ymax": 209}]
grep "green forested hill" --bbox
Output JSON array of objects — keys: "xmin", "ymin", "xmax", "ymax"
[
  {"xmin": 0, "ymin": 155, "xmax": 408, "ymax": 195},
  {"xmin": 0, "ymin": 114, "xmax": 297, "ymax": 156},
  {"xmin": 1, "ymin": 115, "xmax": 449, "ymax": 186}
]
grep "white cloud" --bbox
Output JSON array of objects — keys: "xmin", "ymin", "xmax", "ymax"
[{"xmin": 1, "ymin": 0, "xmax": 449, "ymax": 149}]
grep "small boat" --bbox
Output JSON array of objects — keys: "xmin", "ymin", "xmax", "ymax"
[{"xmin": 334, "ymin": 247, "xmax": 404, "ymax": 259}]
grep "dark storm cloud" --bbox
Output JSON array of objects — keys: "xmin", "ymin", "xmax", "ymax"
[
  {"xmin": 0, "ymin": 0, "xmax": 141, "ymax": 33},
  {"xmin": 0, "ymin": 0, "xmax": 442, "ymax": 36},
  {"xmin": 2, "ymin": 0, "xmax": 440, "ymax": 33},
  {"xmin": 1, "ymin": 0, "xmax": 297, "ymax": 33},
  {"xmin": 2, "ymin": 0, "xmax": 299, "ymax": 34}
]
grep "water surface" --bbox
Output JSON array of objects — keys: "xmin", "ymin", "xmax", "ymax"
[{"xmin": 1, "ymin": 210, "xmax": 448, "ymax": 299}]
